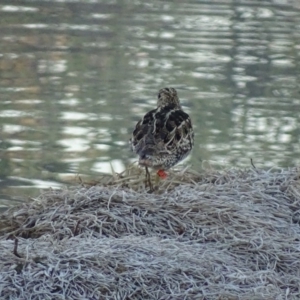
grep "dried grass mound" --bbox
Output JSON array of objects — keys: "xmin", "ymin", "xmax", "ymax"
[{"xmin": 1, "ymin": 166, "xmax": 300, "ymax": 299}]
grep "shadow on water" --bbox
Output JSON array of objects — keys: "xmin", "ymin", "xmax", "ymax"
[{"xmin": 0, "ymin": 0, "xmax": 300, "ymax": 206}]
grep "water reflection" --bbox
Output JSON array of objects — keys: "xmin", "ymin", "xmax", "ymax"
[{"xmin": 0, "ymin": 0, "xmax": 300, "ymax": 207}]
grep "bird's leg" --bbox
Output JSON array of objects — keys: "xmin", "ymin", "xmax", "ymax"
[
  {"xmin": 157, "ymin": 169, "xmax": 167, "ymax": 179},
  {"xmin": 145, "ymin": 166, "xmax": 153, "ymax": 191}
]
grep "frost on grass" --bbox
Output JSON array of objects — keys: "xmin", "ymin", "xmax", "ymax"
[{"xmin": 1, "ymin": 166, "xmax": 300, "ymax": 299}]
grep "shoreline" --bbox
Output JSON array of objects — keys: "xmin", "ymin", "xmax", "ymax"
[{"xmin": 1, "ymin": 166, "xmax": 300, "ymax": 299}]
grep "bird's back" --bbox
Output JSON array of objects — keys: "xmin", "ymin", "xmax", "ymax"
[{"xmin": 130, "ymin": 104, "xmax": 194, "ymax": 169}]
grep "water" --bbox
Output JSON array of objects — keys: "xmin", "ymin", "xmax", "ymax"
[{"xmin": 0, "ymin": 0, "xmax": 300, "ymax": 208}]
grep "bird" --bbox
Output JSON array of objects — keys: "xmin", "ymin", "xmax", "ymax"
[{"xmin": 130, "ymin": 87, "xmax": 194, "ymax": 189}]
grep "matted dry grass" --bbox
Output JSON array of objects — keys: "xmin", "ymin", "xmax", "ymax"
[{"xmin": 1, "ymin": 165, "xmax": 300, "ymax": 299}]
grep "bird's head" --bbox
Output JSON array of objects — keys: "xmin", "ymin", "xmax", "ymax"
[{"xmin": 157, "ymin": 87, "xmax": 181, "ymax": 108}]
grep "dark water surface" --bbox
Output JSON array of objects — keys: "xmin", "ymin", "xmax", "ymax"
[{"xmin": 1, "ymin": 0, "xmax": 300, "ymax": 207}]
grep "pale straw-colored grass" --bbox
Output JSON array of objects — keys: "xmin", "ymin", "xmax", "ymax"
[{"xmin": 1, "ymin": 165, "xmax": 300, "ymax": 299}]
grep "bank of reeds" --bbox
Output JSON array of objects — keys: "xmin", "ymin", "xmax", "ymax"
[{"xmin": 1, "ymin": 165, "xmax": 300, "ymax": 299}]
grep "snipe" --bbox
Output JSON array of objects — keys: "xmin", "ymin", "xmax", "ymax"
[{"xmin": 130, "ymin": 87, "xmax": 194, "ymax": 189}]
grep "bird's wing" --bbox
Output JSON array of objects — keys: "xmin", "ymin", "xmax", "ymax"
[
  {"xmin": 158, "ymin": 108, "xmax": 194, "ymax": 152},
  {"xmin": 130, "ymin": 108, "xmax": 157, "ymax": 152}
]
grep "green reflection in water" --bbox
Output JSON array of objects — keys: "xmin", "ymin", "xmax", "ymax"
[{"xmin": 0, "ymin": 0, "xmax": 300, "ymax": 206}]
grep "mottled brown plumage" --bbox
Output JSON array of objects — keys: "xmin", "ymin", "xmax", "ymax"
[{"xmin": 130, "ymin": 88, "xmax": 194, "ymax": 178}]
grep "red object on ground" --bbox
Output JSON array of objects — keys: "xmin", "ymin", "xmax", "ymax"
[{"xmin": 157, "ymin": 169, "xmax": 167, "ymax": 179}]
